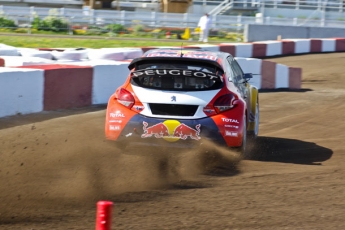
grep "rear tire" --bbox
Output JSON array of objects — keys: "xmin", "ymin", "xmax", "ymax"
[
  {"xmin": 234, "ymin": 117, "xmax": 250, "ymax": 159},
  {"xmin": 246, "ymin": 102, "xmax": 259, "ymax": 159}
]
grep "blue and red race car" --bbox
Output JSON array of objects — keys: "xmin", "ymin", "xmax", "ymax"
[{"xmin": 105, "ymin": 48, "xmax": 259, "ymax": 156}]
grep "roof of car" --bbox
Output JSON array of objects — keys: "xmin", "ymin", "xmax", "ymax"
[{"xmin": 128, "ymin": 48, "xmax": 231, "ymax": 70}]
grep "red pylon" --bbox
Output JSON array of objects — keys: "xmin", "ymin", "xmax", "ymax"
[{"xmin": 96, "ymin": 201, "xmax": 114, "ymax": 230}]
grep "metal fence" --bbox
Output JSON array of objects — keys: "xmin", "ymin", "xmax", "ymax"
[{"xmin": 1, "ymin": 4, "xmax": 345, "ymax": 34}]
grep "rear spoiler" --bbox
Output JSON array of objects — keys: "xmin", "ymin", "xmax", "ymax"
[{"xmin": 128, "ymin": 57, "xmax": 223, "ymax": 70}]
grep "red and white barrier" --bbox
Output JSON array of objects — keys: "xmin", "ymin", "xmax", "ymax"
[
  {"xmin": 18, "ymin": 64, "xmax": 93, "ymax": 111},
  {"xmin": 321, "ymin": 39, "xmax": 336, "ymax": 52},
  {"xmin": 253, "ymin": 41, "xmax": 283, "ymax": 57},
  {"xmin": 58, "ymin": 60, "xmax": 130, "ymax": 104},
  {"xmin": 219, "ymin": 43, "xmax": 253, "ymax": 58},
  {"xmin": 3, "ymin": 37, "xmax": 345, "ymax": 118}
]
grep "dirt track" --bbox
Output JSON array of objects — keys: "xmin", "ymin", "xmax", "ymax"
[{"xmin": 1, "ymin": 53, "xmax": 345, "ymax": 230}]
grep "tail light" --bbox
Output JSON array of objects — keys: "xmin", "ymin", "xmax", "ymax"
[
  {"xmin": 117, "ymin": 88, "xmax": 135, "ymax": 109},
  {"xmin": 213, "ymin": 94, "xmax": 238, "ymax": 114}
]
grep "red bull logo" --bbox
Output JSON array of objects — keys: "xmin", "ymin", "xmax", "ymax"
[
  {"xmin": 142, "ymin": 122, "xmax": 169, "ymax": 138},
  {"xmin": 173, "ymin": 124, "xmax": 201, "ymax": 140},
  {"xmin": 141, "ymin": 120, "xmax": 201, "ymax": 142}
]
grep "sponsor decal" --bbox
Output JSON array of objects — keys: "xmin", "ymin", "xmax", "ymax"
[
  {"xmin": 225, "ymin": 131, "xmax": 238, "ymax": 137},
  {"xmin": 146, "ymin": 50, "xmax": 218, "ymax": 61},
  {"xmin": 224, "ymin": 124, "xmax": 239, "ymax": 129},
  {"xmin": 141, "ymin": 122, "xmax": 169, "ymax": 138},
  {"xmin": 147, "ymin": 52, "xmax": 179, "ymax": 58},
  {"xmin": 141, "ymin": 120, "xmax": 201, "ymax": 141},
  {"xmin": 134, "ymin": 106, "xmax": 144, "ymax": 111},
  {"xmin": 109, "ymin": 120, "xmax": 123, "ymax": 123},
  {"xmin": 171, "ymin": 96, "xmax": 176, "ymax": 102},
  {"xmin": 183, "ymin": 53, "xmax": 217, "ymax": 61},
  {"xmin": 174, "ymin": 123, "xmax": 201, "ymax": 140},
  {"xmin": 110, "ymin": 112, "xmax": 125, "ymax": 118},
  {"xmin": 109, "ymin": 125, "xmax": 121, "ymax": 131},
  {"xmin": 221, "ymin": 118, "xmax": 239, "ymax": 124},
  {"xmin": 131, "ymin": 69, "xmax": 221, "ymax": 81}
]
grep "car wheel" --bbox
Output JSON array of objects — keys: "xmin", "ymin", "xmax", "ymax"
[
  {"xmin": 253, "ymin": 102, "xmax": 259, "ymax": 137},
  {"xmin": 245, "ymin": 102, "xmax": 259, "ymax": 158},
  {"xmin": 234, "ymin": 117, "xmax": 250, "ymax": 159}
]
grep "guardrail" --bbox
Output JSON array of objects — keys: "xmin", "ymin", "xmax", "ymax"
[{"xmin": 1, "ymin": 4, "xmax": 345, "ymax": 33}]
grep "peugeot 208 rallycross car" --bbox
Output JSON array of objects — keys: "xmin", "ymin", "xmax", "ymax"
[{"xmin": 105, "ymin": 49, "xmax": 259, "ymax": 156}]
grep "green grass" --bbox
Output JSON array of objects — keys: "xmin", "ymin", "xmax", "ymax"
[{"xmin": 0, "ymin": 34, "xmax": 235, "ymax": 49}]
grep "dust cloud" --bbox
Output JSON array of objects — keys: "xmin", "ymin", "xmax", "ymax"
[{"xmin": 0, "ymin": 112, "xmax": 241, "ymax": 220}]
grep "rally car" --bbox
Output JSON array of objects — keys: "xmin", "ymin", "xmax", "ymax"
[{"xmin": 105, "ymin": 48, "xmax": 259, "ymax": 156}]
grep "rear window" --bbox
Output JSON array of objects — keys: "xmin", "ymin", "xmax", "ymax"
[{"xmin": 130, "ymin": 61, "xmax": 224, "ymax": 91}]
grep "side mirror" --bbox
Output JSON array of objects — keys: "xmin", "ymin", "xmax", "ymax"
[{"xmin": 244, "ymin": 73, "xmax": 253, "ymax": 79}]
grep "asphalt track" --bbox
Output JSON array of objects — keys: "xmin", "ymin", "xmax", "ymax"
[{"xmin": 1, "ymin": 52, "xmax": 345, "ymax": 229}]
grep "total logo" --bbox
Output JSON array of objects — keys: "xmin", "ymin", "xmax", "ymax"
[
  {"xmin": 222, "ymin": 118, "xmax": 239, "ymax": 124},
  {"xmin": 141, "ymin": 120, "xmax": 201, "ymax": 142},
  {"xmin": 110, "ymin": 112, "xmax": 125, "ymax": 118}
]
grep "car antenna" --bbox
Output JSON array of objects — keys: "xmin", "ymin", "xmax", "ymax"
[{"xmin": 180, "ymin": 43, "xmax": 183, "ymax": 57}]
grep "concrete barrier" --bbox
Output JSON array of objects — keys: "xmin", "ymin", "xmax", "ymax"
[
  {"xmin": 321, "ymin": 39, "xmax": 336, "ymax": 52},
  {"xmin": 0, "ymin": 57, "xmax": 4, "ymax": 67},
  {"xmin": 289, "ymin": 67, "xmax": 302, "ymax": 89},
  {"xmin": 235, "ymin": 57, "xmax": 262, "ymax": 89},
  {"xmin": 218, "ymin": 43, "xmax": 236, "ymax": 56},
  {"xmin": 0, "ymin": 44, "xmax": 20, "ymax": 56},
  {"xmin": 283, "ymin": 39, "xmax": 311, "ymax": 54},
  {"xmin": 219, "ymin": 43, "xmax": 253, "ymax": 58},
  {"xmin": 19, "ymin": 64, "xmax": 93, "ymax": 111},
  {"xmin": 0, "ymin": 56, "xmax": 55, "ymax": 67},
  {"xmin": 252, "ymin": 43, "xmax": 267, "ymax": 58},
  {"xmin": 18, "ymin": 48, "xmax": 54, "ymax": 60},
  {"xmin": 261, "ymin": 60, "xmax": 277, "ymax": 89},
  {"xmin": 310, "ymin": 39, "xmax": 322, "ymax": 53},
  {"xmin": 282, "ymin": 41, "xmax": 295, "ymax": 55},
  {"xmin": 244, "ymin": 24, "xmax": 345, "ymax": 42},
  {"xmin": 275, "ymin": 64, "xmax": 289, "ymax": 89},
  {"xmin": 0, "ymin": 55, "xmax": 300, "ymax": 118},
  {"xmin": 8, "ymin": 37, "xmax": 345, "ymax": 118},
  {"xmin": 233, "ymin": 43, "xmax": 253, "ymax": 58},
  {"xmin": 335, "ymin": 38, "xmax": 345, "ymax": 51},
  {"xmin": 55, "ymin": 60, "xmax": 130, "ymax": 105},
  {"xmin": 254, "ymin": 41, "xmax": 282, "ymax": 57},
  {"xmin": 0, "ymin": 68, "xmax": 44, "ymax": 117}
]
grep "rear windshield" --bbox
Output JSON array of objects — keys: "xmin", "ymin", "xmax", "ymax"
[{"xmin": 130, "ymin": 61, "xmax": 224, "ymax": 91}]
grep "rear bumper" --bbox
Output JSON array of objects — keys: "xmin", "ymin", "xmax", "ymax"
[{"xmin": 107, "ymin": 114, "xmax": 228, "ymax": 148}]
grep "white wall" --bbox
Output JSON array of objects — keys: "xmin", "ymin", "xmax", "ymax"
[{"xmin": 0, "ymin": 68, "xmax": 44, "ymax": 117}]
